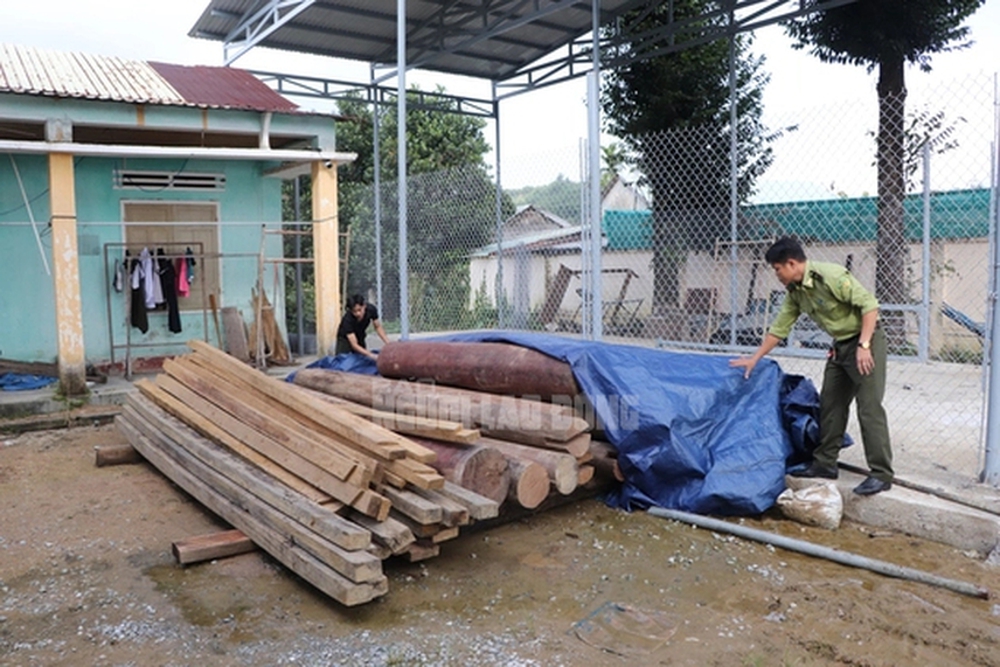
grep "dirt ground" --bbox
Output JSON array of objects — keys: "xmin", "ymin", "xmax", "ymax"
[{"xmin": 2, "ymin": 423, "xmax": 1000, "ymax": 667}]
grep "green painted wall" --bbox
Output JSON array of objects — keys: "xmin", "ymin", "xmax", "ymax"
[{"xmin": 0, "ymin": 154, "xmax": 284, "ymax": 363}]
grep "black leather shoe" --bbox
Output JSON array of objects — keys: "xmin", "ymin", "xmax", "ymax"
[
  {"xmin": 853, "ymin": 476, "xmax": 891, "ymax": 495},
  {"xmin": 789, "ymin": 462, "xmax": 839, "ymax": 479}
]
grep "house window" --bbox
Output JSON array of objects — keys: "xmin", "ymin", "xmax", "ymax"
[{"xmin": 122, "ymin": 202, "xmax": 220, "ymax": 312}]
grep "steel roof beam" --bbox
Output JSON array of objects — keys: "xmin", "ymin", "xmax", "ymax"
[
  {"xmin": 401, "ymin": 0, "xmax": 588, "ymax": 69},
  {"xmin": 497, "ymin": 0, "xmax": 859, "ymax": 98},
  {"xmin": 222, "ymin": 0, "xmax": 319, "ymax": 65},
  {"xmin": 251, "ymin": 70, "xmax": 498, "ymax": 117}
]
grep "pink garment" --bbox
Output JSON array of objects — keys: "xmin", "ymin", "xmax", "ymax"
[{"xmin": 176, "ymin": 257, "xmax": 190, "ymax": 297}]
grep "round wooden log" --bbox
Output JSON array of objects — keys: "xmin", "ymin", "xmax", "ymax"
[
  {"xmin": 588, "ymin": 439, "xmax": 621, "ymax": 482},
  {"xmin": 409, "ymin": 437, "xmax": 510, "ymax": 504},
  {"xmin": 480, "ymin": 436, "xmax": 578, "ymax": 495},
  {"xmin": 376, "ymin": 341, "xmax": 579, "ymax": 401},
  {"xmin": 577, "ymin": 465, "xmax": 595, "ymax": 486},
  {"xmin": 293, "ymin": 368, "xmax": 589, "ymax": 442},
  {"xmin": 506, "ymin": 458, "xmax": 550, "ymax": 509},
  {"xmin": 95, "ymin": 443, "xmax": 143, "ymax": 467}
]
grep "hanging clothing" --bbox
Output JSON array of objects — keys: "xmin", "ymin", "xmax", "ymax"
[
  {"xmin": 129, "ymin": 255, "xmax": 148, "ymax": 334},
  {"xmin": 176, "ymin": 256, "xmax": 190, "ymax": 298},
  {"xmin": 138, "ymin": 247, "xmax": 157, "ymax": 309},
  {"xmin": 157, "ymin": 249, "xmax": 182, "ymax": 334},
  {"xmin": 150, "ymin": 248, "xmax": 165, "ymax": 307},
  {"xmin": 185, "ymin": 247, "xmax": 196, "ymax": 282},
  {"xmin": 112, "ymin": 258, "xmax": 125, "ymax": 293}
]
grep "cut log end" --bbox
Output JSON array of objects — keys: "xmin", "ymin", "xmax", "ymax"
[{"xmin": 507, "ymin": 459, "xmax": 550, "ymax": 510}]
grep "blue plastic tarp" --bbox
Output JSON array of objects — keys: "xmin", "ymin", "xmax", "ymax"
[
  {"xmin": 435, "ymin": 332, "xmax": 820, "ymax": 516},
  {"xmin": 285, "ymin": 352, "xmax": 379, "ymax": 384},
  {"xmin": 0, "ymin": 372, "xmax": 58, "ymax": 391}
]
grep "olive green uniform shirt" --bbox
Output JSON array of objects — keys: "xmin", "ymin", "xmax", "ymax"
[{"xmin": 768, "ymin": 260, "xmax": 880, "ymax": 341}]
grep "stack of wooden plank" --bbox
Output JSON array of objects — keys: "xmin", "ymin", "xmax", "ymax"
[{"xmin": 115, "ymin": 340, "xmax": 501, "ymax": 606}]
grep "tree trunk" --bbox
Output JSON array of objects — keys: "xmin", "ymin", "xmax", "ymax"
[{"xmin": 876, "ymin": 55, "xmax": 910, "ymax": 353}]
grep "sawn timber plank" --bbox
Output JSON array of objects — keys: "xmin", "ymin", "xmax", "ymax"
[
  {"xmin": 163, "ymin": 358, "xmax": 361, "ymax": 483},
  {"xmin": 119, "ymin": 415, "xmax": 383, "ymax": 584},
  {"xmin": 172, "ymin": 529, "xmax": 257, "ymax": 565},
  {"xmin": 118, "ymin": 419, "xmax": 387, "ymax": 605},
  {"xmin": 122, "ymin": 396, "xmax": 368, "ymax": 551},
  {"xmin": 182, "ymin": 354, "xmax": 382, "ymax": 488},
  {"xmin": 187, "ymin": 340, "xmax": 408, "ymax": 460},
  {"xmin": 129, "ymin": 381, "xmax": 329, "ymax": 504}
]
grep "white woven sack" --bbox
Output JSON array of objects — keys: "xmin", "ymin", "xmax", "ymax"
[{"xmin": 776, "ymin": 478, "xmax": 843, "ymax": 530}]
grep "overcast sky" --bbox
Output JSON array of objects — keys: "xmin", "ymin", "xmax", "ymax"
[{"xmin": 0, "ymin": 1, "xmax": 997, "ymax": 194}]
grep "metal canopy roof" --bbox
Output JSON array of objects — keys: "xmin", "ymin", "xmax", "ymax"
[
  {"xmin": 190, "ymin": 0, "xmax": 645, "ymax": 81},
  {"xmin": 190, "ymin": 1, "xmax": 859, "ymax": 98}
]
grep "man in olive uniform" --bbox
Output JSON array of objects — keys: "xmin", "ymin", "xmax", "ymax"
[{"xmin": 730, "ymin": 237, "xmax": 893, "ymax": 495}]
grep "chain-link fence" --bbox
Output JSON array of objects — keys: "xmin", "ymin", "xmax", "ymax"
[{"xmin": 284, "ymin": 72, "xmax": 997, "ymax": 482}]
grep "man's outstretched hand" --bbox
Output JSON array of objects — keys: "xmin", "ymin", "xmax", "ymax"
[{"xmin": 729, "ymin": 356, "xmax": 758, "ymax": 380}]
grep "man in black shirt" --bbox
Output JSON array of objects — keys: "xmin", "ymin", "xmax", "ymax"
[{"xmin": 335, "ymin": 294, "xmax": 390, "ymax": 359}]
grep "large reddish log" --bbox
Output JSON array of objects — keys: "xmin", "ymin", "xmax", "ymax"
[
  {"xmin": 376, "ymin": 341, "xmax": 579, "ymax": 401},
  {"xmin": 479, "ymin": 436, "xmax": 578, "ymax": 495},
  {"xmin": 408, "ymin": 437, "xmax": 510, "ymax": 504},
  {"xmin": 293, "ymin": 369, "xmax": 589, "ymax": 442},
  {"xmin": 506, "ymin": 458, "xmax": 550, "ymax": 509}
]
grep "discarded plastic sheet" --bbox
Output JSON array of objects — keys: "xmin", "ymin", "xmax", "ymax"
[{"xmin": 572, "ymin": 601, "xmax": 677, "ymax": 657}]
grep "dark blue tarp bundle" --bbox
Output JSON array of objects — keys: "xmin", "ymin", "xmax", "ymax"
[
  {"xmin": 0, "ymin": 372, "xmax": 58, "ymax": 391},
  {"xmin": 436, "ymin": 331, "xmax": 818, "ymax": 516},
  {"xmin": 285, "ymin": 352, "xmax": 379, "ymax": 384},
  {"xmin": 291, "ymin": 332, "xmax": 824, "ymax": 516}
]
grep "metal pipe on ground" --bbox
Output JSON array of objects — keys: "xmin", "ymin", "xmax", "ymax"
[{"xmin": 647, "ymin": 506, "xmax": 989, "ymax": 600}]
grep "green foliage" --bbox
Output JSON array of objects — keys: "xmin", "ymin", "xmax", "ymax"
[
  {"xmin": 601, "ymin": 0, "xmax": 775, "ymax": 309},
  {"xmin": 467, "ymin": 275, "xmax": 499, "ymax": 329},
  {"xmin": 601, "ymin": 142, "xmax": 629, "ymax": 190},
  {"xmin": 506, "ymin": 174, "xmax": 581, "ymax": 224},
  {"xmin": 784, "ymin": 0, "xmax": 985, "ymax": 72},
  {"xmin": 283, "ymin": 86, "xmax": 513, "ymax": 333}
]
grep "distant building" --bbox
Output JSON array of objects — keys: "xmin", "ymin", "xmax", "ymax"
[
  {"xmin": 501, "ymin": 205, "xmax": 575, "ymax": 239},
  {"xmin": 472, "ymin": 187, "xmax": 991, "ymax": 354},
  {"xmin": 601, "ymin": 174, "xmax": 650, "ymax": 212}
]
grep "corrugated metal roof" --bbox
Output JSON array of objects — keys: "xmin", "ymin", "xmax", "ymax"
[
  {"xmin": 0, "ymin": 43, "xmax": 298, "ymax": 113},
  {"xmin": 149, "ymin": 61, "xmax": 297, "ymax": 112},
  {"xmin": 0, "ymin": 43, "xmax": 184, "ymax": 104},
  {"xmin": 189, "ymin": 0, "xmax": 645, "ymax": 81}
]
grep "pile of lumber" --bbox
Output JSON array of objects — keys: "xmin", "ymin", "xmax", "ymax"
[
  {"xmin": 116, "ymin": 340, "xmax": 500, "ymax": 606},
  {"xmin": 116, "ymin": 339, "xmax": 620, "ymax": 607}
]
